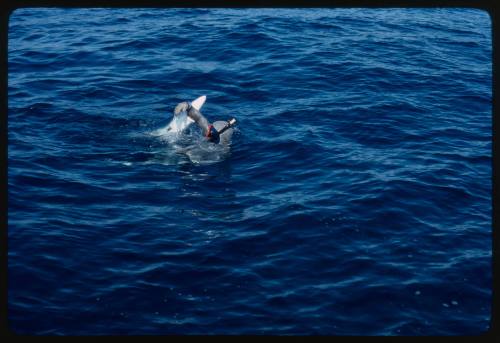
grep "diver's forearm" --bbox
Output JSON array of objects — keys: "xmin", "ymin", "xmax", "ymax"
[{"xmin": 187, "ymin": 107, "xmax": 210, "ymax": 135}]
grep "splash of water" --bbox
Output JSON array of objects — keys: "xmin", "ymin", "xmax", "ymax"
[{"xmin": 151, "ymin": 111, "xmax": 194, "ymax": 139}]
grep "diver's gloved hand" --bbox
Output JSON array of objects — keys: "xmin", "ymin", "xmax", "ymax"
[{"xmin": 173, "ymin": 101, "xmax": 192, "ymax": 115}]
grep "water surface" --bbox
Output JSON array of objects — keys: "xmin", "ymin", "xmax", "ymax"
[{"xmin": 8, "ymin": 8, "xmax": 492, "ymax": 335}]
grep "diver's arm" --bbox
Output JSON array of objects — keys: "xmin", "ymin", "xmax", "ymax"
[
  {"xmin": 187, "ymin": 106, "xmax": 210, "ymax": 135},
  {"xmin": 173, "ymin": 101, "xmax": 211, "ymax": 136}
]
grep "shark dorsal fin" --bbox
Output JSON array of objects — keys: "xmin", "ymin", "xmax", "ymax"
[{"xmin": 191, "ymin": 95, "xmax": 206, "ymax": 111}]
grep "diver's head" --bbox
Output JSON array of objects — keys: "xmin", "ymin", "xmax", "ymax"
[{"xmin": 206, "ymin": 124, "xmax": 220, "ymax": 144}]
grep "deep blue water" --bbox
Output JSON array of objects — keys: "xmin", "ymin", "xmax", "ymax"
[{"xmin": 7, "ymin": 8, "xmax": 492, "ymax": 335}]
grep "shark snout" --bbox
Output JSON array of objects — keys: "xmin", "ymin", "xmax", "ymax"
[{"xmin": 174, "ymin": 102, "xmax": 190, "ymax": 116}]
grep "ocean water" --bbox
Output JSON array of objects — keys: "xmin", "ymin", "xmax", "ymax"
[{"xmin": 7, "ymin": 8, "xmax": 492, "ymax": 335}]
